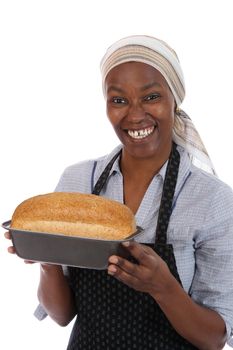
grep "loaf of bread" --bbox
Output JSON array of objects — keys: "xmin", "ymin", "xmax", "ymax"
[{"xmin": 11, "ymin": 192, "xmax": 136, "ymax": 240}]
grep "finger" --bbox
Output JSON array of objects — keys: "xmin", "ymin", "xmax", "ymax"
[
  {"xmin": 121, "ymin": 241, "xmax": 156, "ymax": 265},
  {"xmin": 7, "ymin": 246, "xmax": 16, "ymax": 254},
  {"xmin": 108, "ymin": 263, "xmax": 140, "ymax": 290},
  {"xmin": 4, "ymin": 231, "xmax": 12, "ymax": 240},
  {"xmin": 24, "ymin": 260, "xmax": 36, "ymax": 264},
  {"xmin": 108, "ymin": 255, "xmax": 139, "ymax": 276}
]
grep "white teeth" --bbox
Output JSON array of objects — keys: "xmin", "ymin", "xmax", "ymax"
[{"xmin": 128, "ymin": 126, "xmax": 155, "ymax": 139}]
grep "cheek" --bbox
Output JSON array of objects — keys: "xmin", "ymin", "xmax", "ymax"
[
  {"xmin": 164, "ymin": 112, "xmax": 175, "ymax": 131},
  {"xmin": 106, "ymin": 105, "xmax": 113, "ymax": 124},
  {"xmin": 157, "ymin": 94, "xmax": 175, "ymax": 122},
  {"xmin": 152, "ymin": 104, "xmax": 174, "ymax": 124},
  {"xmin": 106, "ymin": 105, "xmax": 123, "ymax": 126}
]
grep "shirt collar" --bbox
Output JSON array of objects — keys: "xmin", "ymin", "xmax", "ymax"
[{"xmin": 99, "ymin": 144, "xmax": 192, "ymax": 187}]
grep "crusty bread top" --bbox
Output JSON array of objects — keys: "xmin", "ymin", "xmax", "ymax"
[{"xmin": 11, "ymin": 192, "xmax": 136, "ymax": 240}]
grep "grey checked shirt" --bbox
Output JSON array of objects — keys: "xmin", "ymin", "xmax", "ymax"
[{"xmin": 35, "ymin": 145, "xmax": 233, "ymax": 346}]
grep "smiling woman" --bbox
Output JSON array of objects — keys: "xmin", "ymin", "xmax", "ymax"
[
  {"xmin": 105, "ymin": 62, "xmax": 175, "ymax": 163},
  {"xmin": 5, "ymin": 35, "xmax": 233, "ymax": 350}
]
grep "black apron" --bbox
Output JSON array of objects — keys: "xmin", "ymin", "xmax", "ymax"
[{"xmin": 67, "ymin": 143, "xmax": 197, "ymax": 349}]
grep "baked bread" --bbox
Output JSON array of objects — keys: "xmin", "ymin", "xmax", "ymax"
[{"xmin": 11, "ymin": 192, "xmax": 136, "ymax": 240}]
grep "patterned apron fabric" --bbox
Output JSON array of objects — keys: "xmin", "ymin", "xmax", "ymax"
[{"xmin": 67, "ymin": 144, "xmax": 197, "ymax": 349}]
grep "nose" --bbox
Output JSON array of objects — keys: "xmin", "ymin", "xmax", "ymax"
[{"xmin": 126, "ymin": 101, "xmax": 145, "ymax": 123}]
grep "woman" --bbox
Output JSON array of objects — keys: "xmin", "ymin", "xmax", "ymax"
[{"xmin": 5, "ymin": 35, "xmax": 233, "ymax": 349}]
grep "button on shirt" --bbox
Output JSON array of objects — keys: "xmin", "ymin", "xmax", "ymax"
[{"xmin": 35, "ymin": 145, "xmax": 233, "ymax": 346}]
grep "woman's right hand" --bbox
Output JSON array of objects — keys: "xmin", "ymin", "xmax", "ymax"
[
  {"xmin": 4, "ymin": 230, "xmax": 35, "ymax": 263},
  {"xmin": 4, "ymin": 231, "xmax": 16, "ymax": 254}
]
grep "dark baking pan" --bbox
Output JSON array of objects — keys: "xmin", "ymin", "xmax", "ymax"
[{"xmin": 2, "ymin": 221, "xmax": 143, "ymax": 269}]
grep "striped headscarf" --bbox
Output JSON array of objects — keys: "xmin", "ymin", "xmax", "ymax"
[{"xmin": 100, "ymin": 35, "xmax": 215, "ymax": 174}]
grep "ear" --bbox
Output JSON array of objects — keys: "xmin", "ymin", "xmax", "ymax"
[{"xmin": 175, "ymin": 105, "xmax": 180, "ymax": 115}]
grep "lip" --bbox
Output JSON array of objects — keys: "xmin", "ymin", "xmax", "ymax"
[
  {"xmin": 123, "ymin": 124, "xmax": 156, "ymax": 132},
  {"xmin": 123, "ymin": 125, "xmax": 157, "ymax": 142}
]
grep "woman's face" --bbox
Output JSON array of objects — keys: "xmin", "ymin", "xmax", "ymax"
[{"xmin": 105, "ymin": 62, "xmax": 175, "ymax": 159}]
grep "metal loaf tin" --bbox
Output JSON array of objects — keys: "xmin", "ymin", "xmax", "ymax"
[{"xmin": 2, "ymin": 221, "xmax": 142, "ymax": 270}]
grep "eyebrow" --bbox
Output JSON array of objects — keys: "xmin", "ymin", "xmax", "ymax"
[
  {"xmin": 140, "ymin": 82, "xmax": 162, "ymax": 91},
  {"xmin": 106, "ymin": 85, "xmax": 124, "ymax": 94},
  {"xmin": 106, "ymin": 81, "xmax": 162, "ymax": 94}
]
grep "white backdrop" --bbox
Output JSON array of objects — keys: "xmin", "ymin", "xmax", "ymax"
[{"xmin": 0, "ymin": 0, "xmax": 233, "ymax": 349}]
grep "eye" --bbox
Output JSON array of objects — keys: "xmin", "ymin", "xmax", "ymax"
[
  {"xmin": 144, "ymin": 93, "xmax": 160, "ymax": 102},
  {"xmin": 111, "ymin": 97, "xmax": 128, "ymax": 104}
]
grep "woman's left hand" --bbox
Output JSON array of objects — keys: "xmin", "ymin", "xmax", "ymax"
[{"xmin": 108, "ymin": 241, "xmax": 174, "ymax": 297}]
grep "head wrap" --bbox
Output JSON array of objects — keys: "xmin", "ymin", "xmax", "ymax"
[{"xmin": 100, "ymin": 35, "xmax": 216, "ymax": 174}]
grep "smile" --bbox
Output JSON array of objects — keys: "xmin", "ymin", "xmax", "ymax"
[{"xmin": 128, "ymin": 126, "xmax": 155, "ymax": 139}]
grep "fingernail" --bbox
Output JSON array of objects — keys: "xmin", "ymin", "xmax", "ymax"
[
  {"xmin": 109, "ymin": 256, "xmax": 118, "ymax": 264},
  {"xmin": 122, "ymin": 241, "xmax": 130, "ymax": 247},
  {"xmin": 108, "ymin": 266, "xmax": 117, "ymax": 275}
]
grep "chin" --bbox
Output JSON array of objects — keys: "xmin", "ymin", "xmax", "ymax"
[{"xmin": 125, "ymin": 144, "xmax": 162, "ymax": 159}]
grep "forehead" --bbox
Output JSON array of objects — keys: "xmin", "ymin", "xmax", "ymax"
[{"xmin": 105, "ymin": 61, "xmax": 169, "ymax": 90}]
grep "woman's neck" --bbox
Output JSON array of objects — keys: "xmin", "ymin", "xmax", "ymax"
[{"xmin": 120, "ymin": 145, "xmax": 172, "ymax": 181}]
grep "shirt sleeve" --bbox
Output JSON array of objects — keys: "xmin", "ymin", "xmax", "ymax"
[
  {"xmin": 34, "ymin": 304, "xmax": 47, "ymax": 321},
  {"xmin": 189, "ymin": 184, "xmax": 233, "ymax": 345}
]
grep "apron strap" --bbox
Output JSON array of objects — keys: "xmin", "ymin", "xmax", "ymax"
[
  {"xmin": 92, "ymin": 143, "xmax": 180, "ymax": 247},
  {"xmin": 155, "ymin": 143, "xmax": 180, "ymax": 246},
  {"xmin": 92, "ymin": 150, "xmax": 121, "ymax": 195}
]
